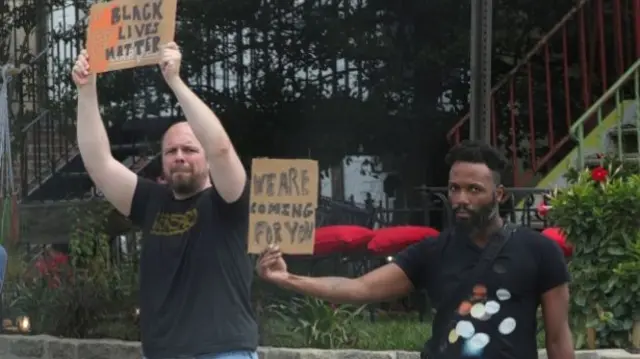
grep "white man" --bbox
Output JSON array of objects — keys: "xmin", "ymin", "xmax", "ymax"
[{"xmin": 72, "ymin": 43, "xmax": 258, "ymax": 359}]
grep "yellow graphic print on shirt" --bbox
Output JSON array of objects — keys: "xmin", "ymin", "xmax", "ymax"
[{"xmin": 149, "ymin": 208, "xmax": 198, "ymax": 236}]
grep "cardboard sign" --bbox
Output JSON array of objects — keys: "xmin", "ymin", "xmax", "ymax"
[
  {"xmin": 248, "ymin": 158, "xmax": 319, "ymax": 255},
  {"xmin": 86, "ymin": 0, "xmax": 178, "ymax": 74}
]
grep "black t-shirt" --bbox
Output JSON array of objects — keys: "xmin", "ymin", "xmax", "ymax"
[
  {"xmin": 129, "ymin": 177, "xmax": 258, "ymax": 359},
  {"xmin": 395, "ymin": 226, "xmax": 569, "ymax": 359}
]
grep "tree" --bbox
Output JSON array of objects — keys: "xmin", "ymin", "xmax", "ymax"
[{"xmin": 10, "ymin": 0, "xmax": 597, "ymax": 196}]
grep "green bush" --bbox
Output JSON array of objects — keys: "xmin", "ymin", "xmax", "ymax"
[
  {"xmin": 267, "ymin": 296, "xmax": 368, "ymax": 348},
  {"xmin": 2, "ymin": 202, "xmax": 140, "ymax": 340},
  {"xmin": 549, "ymin": 162, "xmax": 640, "ymax": 349}
]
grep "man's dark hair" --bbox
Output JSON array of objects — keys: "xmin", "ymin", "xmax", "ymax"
[{"xmin": 444, "ymin": 140, "xmax": 510, "ymax": 185}]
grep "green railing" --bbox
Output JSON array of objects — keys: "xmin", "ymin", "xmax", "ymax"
[{"xmin": 570, "ymin": 59, "xmax": 640, "ymax": 168}]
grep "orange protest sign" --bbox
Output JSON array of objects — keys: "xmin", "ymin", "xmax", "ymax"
[{"xmin": 86, "ymin": 0, "xmax": 178, "ymax": 74}]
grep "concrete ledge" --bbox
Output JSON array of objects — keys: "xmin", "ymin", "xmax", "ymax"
[{"xmin": 0, "ymin": 335, "xmax": 638, "ymax": 359}]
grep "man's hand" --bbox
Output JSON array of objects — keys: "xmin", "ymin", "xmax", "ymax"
[
  {"xmin": 160, "ymin": 42, "xmax": 182, "ymax": 85},
  {"xmin": 71, "ymin": 50, "xmax": 96, "ymax": 90},
  {"xmin": 256, "ymin": 245, "xmax": 289, "ymax": 284}
]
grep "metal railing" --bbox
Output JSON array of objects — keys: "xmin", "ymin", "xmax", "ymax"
[
  {"xmin": 571, "ymin": 59, "xmax": 640, "ymax": 168},
  {"xmin": 447, "ymin": 0, "xmax": 640, "ymax": 186}
]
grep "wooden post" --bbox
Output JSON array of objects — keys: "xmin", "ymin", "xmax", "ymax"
[
  {"xmin": 586, "ymin": 327, "xmax": 597, "ymax": 349},
  {"xmin": 631, "ymin": 320, "xmax": 640, "ymax": 350}
]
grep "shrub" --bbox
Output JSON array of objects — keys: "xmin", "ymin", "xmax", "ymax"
[
  {"xmin": 2, "ymin": 202, "xmax": 140, "ymax": 339},
  {"xmin": 549, "ymin": 162, "xmax": 640, "ymax": 349},
  {"xmin": 266, "ymin": 296, "xmax": 368, "ymax": 348},
  {"xmin": 261, "ymin": 299, "xmax": 431, "ymax": 351}
]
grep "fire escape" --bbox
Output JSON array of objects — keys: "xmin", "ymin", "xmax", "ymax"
[
  {"xmin": 7, "ymin": 0, "xmax": 171, "ymax": 203},
  {"xmin": 448, "ymin": 0, "xmax": 640, "ymax": 186}
]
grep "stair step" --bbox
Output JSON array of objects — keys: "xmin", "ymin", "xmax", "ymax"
[
  {"xmin": 608, "ymin": 124, "xmax": 639, "ymax": 137},
  {"xmin": 15, "ymin": 125, "xmax": 161, "ymax": 200}
]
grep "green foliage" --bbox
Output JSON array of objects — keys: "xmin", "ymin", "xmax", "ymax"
[
  {"xmin": 549, "ymin": 163, "xmax": 640, "ymax": 349},
  {"xmin": 261, "ymin": 309, "xmax": 432, "ymax": 350},
  {"xmin": 3, "ymin": 202, "xmax": 139, "ymax": 340},
  {"xmin": 5, "ymin": 0, "xmax": 585, "ymax": 188},
  {"xmin": 267, "ymin": 296, "xmax": 368, "ymax": 349},
  {"xmin": 563, "ymin": 155, "xmax": 640, "ymax": 184}
]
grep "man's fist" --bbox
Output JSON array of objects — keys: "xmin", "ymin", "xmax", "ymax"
[
  {"xmin": 71, "ymin": 50, "xmax": 96, "ymax": 88},
  {"xmin": 256, "ymin": 245, "xmax": 289, "ymax": 284},
  {"xmin": 160, "ymin": 42, "xmax": 182, "ymax": 83}
]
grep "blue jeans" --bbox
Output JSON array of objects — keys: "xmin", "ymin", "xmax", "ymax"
[{"xmin": 144, "ymin": 351, "xmax": 258, "ymax": 359}]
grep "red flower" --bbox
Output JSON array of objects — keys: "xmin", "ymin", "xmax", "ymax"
[
  {"xmin": 32, "ymin": 252, "xmax": 72, "ymax": 289},
  {"xmin": 537, "ymin": 203, "xmax": 551, "ymax": 217},
  {"xmin": 591, "ymin": 166, "xmax": 608, "ymax": 182},
  {"xmin": 51, "ymin": 253, "xmax": 69, "ymax": 265},
  {"xmin": 34, "ymin": 259, "xmax": 48, "ymax": 275}
]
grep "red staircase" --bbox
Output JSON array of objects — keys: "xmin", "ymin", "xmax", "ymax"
[{"xmin": 447, "ymin": 0, "xmax": 640, "ymax": 186}]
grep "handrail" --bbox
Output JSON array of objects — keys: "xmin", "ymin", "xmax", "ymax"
[
  {"xmin": 571, "ymin": 59, "xmax": 640, "ymax": 169},
  {"xmin": 20, "ymin": 109, "xmax": 50, "ymax": 133},
  {"xmin": 446, "ymin": 0, "xmax": 590, "ymax": 141},
  {"xmin": 569, "ymin": 59, "xmax": 640, "ymax": 137}
]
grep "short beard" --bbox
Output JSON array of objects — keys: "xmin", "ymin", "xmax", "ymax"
[
  {"xmin": 453, "ymin": 194, "xmax": 499, "ymax": 234},
  {"xmin": 165, "ymin": 172, "xmax": 202, "ymax": 197}
]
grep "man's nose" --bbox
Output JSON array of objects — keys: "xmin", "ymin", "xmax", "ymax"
[
  {"xmin": 451, "ymin": 191, "xmax": 471, "ymax": 206},
  {"xmin": 173, "ymin": 150, "xmax": 186, "ymax": 162}
]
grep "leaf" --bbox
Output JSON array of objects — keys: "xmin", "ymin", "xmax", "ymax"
[
  {"xmin": 586, "ymin": 318, "xmax": 600, "ymax": 328},
  {"xmin": 574, "ymin": 294, "xmax": 587, "ymax": 307},
  {"xmin": 601, "ymin": 278, "xmax": 617, "ymax": 293},
  {"xmin": 608, "ymin": 294, "xmax": 622, "ymax": 308},
  {"xmin": 607, "ymin": 247, "xmax": 625, "ymax": 256}
]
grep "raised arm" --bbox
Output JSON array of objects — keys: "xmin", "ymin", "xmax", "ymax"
[
  {"xmin": 257, "ymin": 246, "xmax": 417, "ymax": 304},
  {"xmin": 73, "ymin": 50, "xmax": 138, "ymax": 216},
  {"xmin": 159, "ymin": 42, "xmax": 246, "ymax": 203}
]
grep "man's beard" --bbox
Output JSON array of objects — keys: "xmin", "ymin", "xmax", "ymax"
[
  {"xmin": 166, "ymin": 171, "xmax": 200, "ymax": 196},
  {"xmin": 452, "ymin": 199, "xmax": 498, "ymax": 234}
]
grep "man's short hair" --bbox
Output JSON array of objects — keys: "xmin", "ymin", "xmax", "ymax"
[
  {"xmin": 161, "ymin": 119, "xmax": 188, "ymax": 149},
  {"xmin": 444, "ymin": 140, "xmax": 510, "ymax": 185}
]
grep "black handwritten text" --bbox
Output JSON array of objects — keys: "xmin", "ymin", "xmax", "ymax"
[
  {"xmin": 105, "ymin": 0, "xmax": 164, "ymax": 62},
  {"xmin": 254, "ymin": 220, "xmax": 314, "ymax": 246},
  {"xmin": 252, "ymin": 167, "xmax": 311, "ymax": 197},
  {"xmin": 250, "ymin": 202, "xmax": 314, "ymax": 219}
]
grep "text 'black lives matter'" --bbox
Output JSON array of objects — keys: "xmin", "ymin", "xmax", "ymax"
[
  {"xmin": 107, "ymin": 0, "xmax": 164, "ymax": 61},
  {"xmin": 251, "ymin": 167, "xmax": 315, "ymax": 246}
]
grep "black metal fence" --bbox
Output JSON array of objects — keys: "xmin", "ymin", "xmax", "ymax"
[
  {"xmin": 6, "ymin": 0, "xmax": 415, "ymax": 201},
  {"xmin": 14, "ymin": 185, "xmax": 550, "ymax": 262}
]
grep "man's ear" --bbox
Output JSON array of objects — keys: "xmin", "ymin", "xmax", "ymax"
[{"xmin": 496, "ymin": 185, "xmax": 507, "ymax": 203}]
